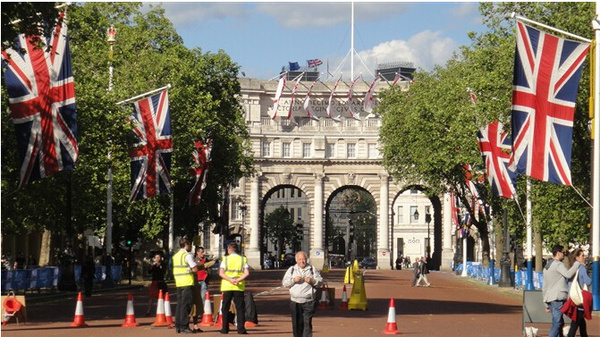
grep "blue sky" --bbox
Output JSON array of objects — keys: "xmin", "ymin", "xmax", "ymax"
[{"xmin": 153, "ymin": 2, "xmax": 486, "ymax": 80}]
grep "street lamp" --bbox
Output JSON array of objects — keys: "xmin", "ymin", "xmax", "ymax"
[
  {"xmin": 239, "ymin": 204, "xmax": 247, "ymax": 254},
  {"xmin": 425, "ymin": 210, "xmax": 432, "ymax": 260}
]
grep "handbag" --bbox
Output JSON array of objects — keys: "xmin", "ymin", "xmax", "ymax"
[{"xmin": 568, "ymin": 269, "xmax": 583, "ymax": 306}]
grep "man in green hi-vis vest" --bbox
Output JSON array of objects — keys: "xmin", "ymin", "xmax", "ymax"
[{"xmin": 173, "ymin": 237, "xmax": 206, "ymax": 334}]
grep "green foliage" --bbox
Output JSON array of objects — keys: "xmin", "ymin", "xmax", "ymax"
[
  {"xmin": 378, "ymin": 2, "xmax": 593, "ymax": 255},
  {"xmin": 1, "ymin": 2, "xmax": 61, "ymax": 50},
  {"xmin": 1, "ymin": 3, "xmax": 253, "ymax": 245},
  {"xmin": 264, "ymin": 206, "xmax": 296, "ymax": 256}
]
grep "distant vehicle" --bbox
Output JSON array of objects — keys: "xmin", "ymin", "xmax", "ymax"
[{"xmin": 359, "ymin": 257, "xmax": 377, "ymax": 269}]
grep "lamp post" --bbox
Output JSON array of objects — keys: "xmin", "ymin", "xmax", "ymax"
[
  {"xmin": 239, "ymin": 204, "xmax": 247, "ymax": 255},
  {"xmin": 425, "ymin": 211, "xmax": 432, "ymax": 260}
]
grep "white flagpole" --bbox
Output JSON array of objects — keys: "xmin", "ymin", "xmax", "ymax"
[
  {"xmin": 461, "ymin": 236, "xmax": 468, "ymax": 277},
  {"xmin": 525, "ymin": 178, "xmax": 534, "ymax": 290},
  {"xmin": 591, "ymin": 4, "xmax": 600, "ymax": 311},
  {"xmin": 350, "ymin": 1, "xmax": 354, "ymax": 80},
  {"xmin": 105, "ymin": 25, "xmax": 115, "ymax": 256},
  {"xmin": 116, "ymin": 84, "xmax": 172, "ymax": 105}
]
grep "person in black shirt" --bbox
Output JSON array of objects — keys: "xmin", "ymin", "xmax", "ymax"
[{"xmin": 146, "ymin": 252, "xmax": 168, "ymax": 316}]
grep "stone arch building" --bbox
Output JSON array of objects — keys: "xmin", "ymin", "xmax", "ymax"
[{"xmin": 210, "ymin": 77, "xmax": 471, "ymax": 270}]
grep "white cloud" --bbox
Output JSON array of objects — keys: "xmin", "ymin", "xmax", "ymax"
[
  {"xmin": 330, "ymin": 30, "xmax": 458, "ymax": 79},
  {"xmin": 255, "ymin": 3, "xmax": 411, "ymax": 28}
]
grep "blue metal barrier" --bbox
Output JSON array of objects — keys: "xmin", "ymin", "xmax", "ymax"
[{"xmin": 456, "ymin": 263, "xmax": 543, "ymax": 290}]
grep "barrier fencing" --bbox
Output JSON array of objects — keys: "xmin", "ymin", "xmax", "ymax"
[
  {"xmin": 455, "ymin": 262, "xmax": 544, "ymax": 289},
  {"xmin": 1, "ymin": 265, "xmax": 122, "ymax": 293}
]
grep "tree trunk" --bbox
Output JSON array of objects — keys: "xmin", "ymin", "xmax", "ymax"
[
  {"xmin": 39, "ymin": 229, "xmax": 52, "ymax": 266},
  {"xmin": 477, "ymin": 221, "xmax": 490, "ymax": 267}
]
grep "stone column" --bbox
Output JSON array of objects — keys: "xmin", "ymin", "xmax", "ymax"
[
  {"xmin": 246, "ymin": 175, "xmax": 261, "ymax": 269},
  {"xmin": 310, "ymin": 174, "xmax": 325, "ymax": 268},
  {"xmin": 377, "ymin": 174, "xmax": 391, "ymax": 269}
]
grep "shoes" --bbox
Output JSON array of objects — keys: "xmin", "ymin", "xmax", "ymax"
[
  {"xmin": 179, "ymin": 328, "xmax": 196, "ymax": 334},
  {"xmin": 238, "ymin": 331, "xmax": 248, "ymax": 335}
]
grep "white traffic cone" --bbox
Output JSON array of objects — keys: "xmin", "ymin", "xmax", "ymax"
[
  {"xmin": 121, "ymin": 293, "xmax": 139, "ymax": 327},
  {"xmin": 199, "ymin": 290, "xmax": 214, "ymax": 326},
  {"xmin": 382, "ymin": 298, "xmax": 401, "ymax": 334}
]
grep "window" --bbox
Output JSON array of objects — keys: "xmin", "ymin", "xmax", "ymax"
[
  {"xmin": 302, "ymin": 143, "xmax": 311, "ymax": 158},
  {"xmin": 297, "ymin": 207, "xmax": 302, "ymax": 219},
  {"xmin": 262, "ymin": 141, "xmax": 271, "ymax": 157},
  {"xmin": 298, "ymin": 190, "xmax": 302, "ymax": 197},
  {"xmin": 290, "ymin": 208, "xmax": 295, "ymax": 220},
  {"xmin": 397, "ymin": 206, "xmax": 404, "ymax": 224},
  {"xmin": 347, "ymin": 143, "xmax": 356, "ymax": 158},
  {"xmin": 410, "ymin": 206, "xmax": 418, "ymax": 224},
  {"xmin": 291, "ymin": 188, "xmax": 295, "ymax": 198},
  {"xmin": 282, "ymin": 142, "xmax": 291, "ymax": 158},
  {"xmin": 368, "ymin": 144, "xmax": 378, "ymax": 158},
  {"xmin": 326, "ymin": 143, "xmax": 335, "ymax": 158},
  {"xmin": 232, "ymin": 201, "xmax": 242, "ymax": 220}
]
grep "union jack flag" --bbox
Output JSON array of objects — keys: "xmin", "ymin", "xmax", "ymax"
[
  {"xmin": 128, "ymin": 90, "xmax": 172, "ymax": 201},
  {"xmin": 1, "ymin": 11, "xmax": 78, "ymax": 188},
  {"xmin": 509, "ymin": 21, "xmax": 590, "ymax": 185},
  {"xmin": 188, "ymin": 138, "xmax": 211, "ymax": 206},
  {"xmin": 463, "ymin": 164, "xmax": 488, "ymax": 218},
  {"xmin": 450, "ymin": 190, "xmax": 460, "ymax": 227},
  {"xmin": 307, "ymin": 59, "xmax": 323, "ymax": 67},
  {"xmin": 477, "ymin": 121, "xmax": 517, "ymax": 199}
]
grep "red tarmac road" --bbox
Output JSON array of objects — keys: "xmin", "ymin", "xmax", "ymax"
[{"xmin": 2, "ymin": 268, "xmax": 599, "ymax": 337}]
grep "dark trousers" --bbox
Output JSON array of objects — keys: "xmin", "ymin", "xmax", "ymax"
[
  {"xmin": 175, "ymin": 286, "xmax": 193, "ymax": 330},
  {"xmin": 567, "ymin": 308, "xmax": 587, "ymax": 337},
  {"xmin": 221, "ymin": 290, "xmax": 246, "ymax": 333},
  {"xmin": 290, "ymin": 300, "xmax": 316, "ymax": 337}
]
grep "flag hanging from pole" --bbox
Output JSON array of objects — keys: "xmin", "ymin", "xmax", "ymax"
[
  {"xmin": 363, "ymin": 76, "xmax": 381, "ymax": 113},
  {"xmin": 1, "ymin": 11, "xmax": 78, "ymax": 188},
  {"xmin": 128, "ymin": 90, "xmax": 172, "ymax": 201},
  {"xmin": 288, "ymin": 74, "xmax": 303, "ymax": 119},
  {"xmin": 307, "ymin": 59, "xmax": 323, "ymax": 67},
  {"xmin": 450, "ymin": 190, "xmax": 460, "ymax": 227},
  {"xmin": 509, "ymin": 21, "xmax": 590, "ymax": 185},
  {"xmin": 326, "ymin": 76, "xmax": 342, "ymax": 122},
  {"xmin": 271, "ymin": 76, "xmax": 286, "ymax": 120},
  {"xmin": 303, "ymin": 79, "xmax": 320, "ymax": 120},
  {"xmin": 347, "ymin": 75, "xmax": 361, "ymax": 120},
  {"xmin": 477, "ymin": 121, "xmax": 517, "ymax": 199},
  {"xmin": 188, "ymin": 138, "xmax": 211, "ymax": 206}
]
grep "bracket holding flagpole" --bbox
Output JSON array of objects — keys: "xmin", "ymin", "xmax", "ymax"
[
  {"xmin": 116, "ymin": 84, "xmax": 172, "ymax": 106},
  {"xmin": 510, "ymin": 12, "xmax": 592, "ymax": 43}
]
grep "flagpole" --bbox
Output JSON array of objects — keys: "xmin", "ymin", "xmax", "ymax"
[
  {"xmin": 525, "ymin": 178, "xmax": 534, "ymax": 290},
  {"xmin": 510, "ymin": 12, "xmax": 591, "ymax": 43},
  {"xmin": 591, "ymin": 4, "xmax": 600, "ymax": 311},
  {"xmin": 116, "ymin": 84, "xmax": 172, "ymax": 106},
  {"xmin": 350, "ymin": 1, "xmax": 354, "ymax": 80}
]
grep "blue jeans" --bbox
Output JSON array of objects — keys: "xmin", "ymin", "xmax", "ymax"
[
  {"xmin": 548, "ymin": 301, "xmax": 565, "ymax": 337},
  {"xmin": 198, "ymin": 280, "xmax": 207, "ymax": 305}
]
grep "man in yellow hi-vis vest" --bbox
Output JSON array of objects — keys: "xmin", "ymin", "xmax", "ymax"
[
  {"xmin": 218, "ymin": 242, "xmax": 250, "ymax": 334},
  {"xmin": 173, "ymin": 237, "xmax": 205, "ymax": 334}
]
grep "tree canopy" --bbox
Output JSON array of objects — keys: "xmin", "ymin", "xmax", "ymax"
[
  {"xmin": 378, "ymin": 2, "xmax": 594, "ymax": 260},
  {"xmin": 1, "ymin": 3, "xmax": 253, "ymax": 250}
]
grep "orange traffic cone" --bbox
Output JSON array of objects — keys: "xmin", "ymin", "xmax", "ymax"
[
  {"xmin": 164, "ymin": 292, "xmax": 174, "ymax": 328},
  {"xmin": 382, "ymin": 298, "xmax": 401, "ymax": 334},
  {"xmin": 214, "ymin": 297, "xmax": 224, "ymax": 328},
  {"xmin": 151, "ymin": 289, "xmax": 170, "ymax": 327},
  {"xmin": 340, "ymin": 285, "xmax": 349, "ymax": 310},
  {"xmin": 70, "ymin": 292, "xmax": 88, "ymax": 327},
  {"xmin": 318, "ymin": 285, "xmax": 330, "ymax": 310},
  {"xmin": 121, "ymin": 293, "xmax": 139, "ymax": 327},
  {"xmin": 199, "ymin": 290, "xmax": 214, "ymax": 327}
]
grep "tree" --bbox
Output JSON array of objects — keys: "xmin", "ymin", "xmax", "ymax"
[
  {"xmin": 1, "ymin": 2, "xmax": 61, "ymax": 51},
  {"xmin": 264, "ymin": 206, "xmax": 296, "ymax": 257},
  {"xmin": 1, "ymin": 3, "xmax": 253, "ymax": 258},
  {"xmin": 378, "ymin": 2, "xmax": 593, "ymax": 268}
]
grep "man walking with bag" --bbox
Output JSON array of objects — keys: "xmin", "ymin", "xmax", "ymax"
[
  {"xmin": 282, "ymin": 251, "xmax": 323, "ymax": 337},
  {"xmin": 542, "ymin": 245, "xmax": 580, "ymax": 337}
]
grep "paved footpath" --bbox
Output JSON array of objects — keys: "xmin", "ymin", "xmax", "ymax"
[{"xmin": 2, "ymin": 268, "xmax": 599, "ymax": 337}]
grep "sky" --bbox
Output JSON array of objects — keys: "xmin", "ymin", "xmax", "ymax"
[{"xmin": 151, "ymin": 2, "xmax": 486, "ymax": 80}]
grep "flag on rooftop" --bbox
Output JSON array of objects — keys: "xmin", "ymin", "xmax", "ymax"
[
  {"xmin": 288, "ymin": 74, "xmax": 302, "ymax": 119},
  {"xmin": 363, "ymin": 76, "xmax": 381, "ymax": 113},
  {"xmin": 347, "ymin": 75, "xmax": 361, "ymax": 120},
  {"xmin": 307, "ymin": 59, "xmax": 323, "ymax": 67},
  {"xmin": 289, "ymin": 62, "xmax": 300, "ymax": 71},
  {"xmin": 327, "ymin": 76, "xmax": 342, "ymax": 122},
  {"xmin": 509, "ymin": 21, "xmax": 590, "ymax": 186},
  {"xmin": 1, "ymin": 11, "xmax": 78, "ymax": 188},
  {"xmin": 128, "ymin": 90, "xmax": 172, "ymax": 201}
]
